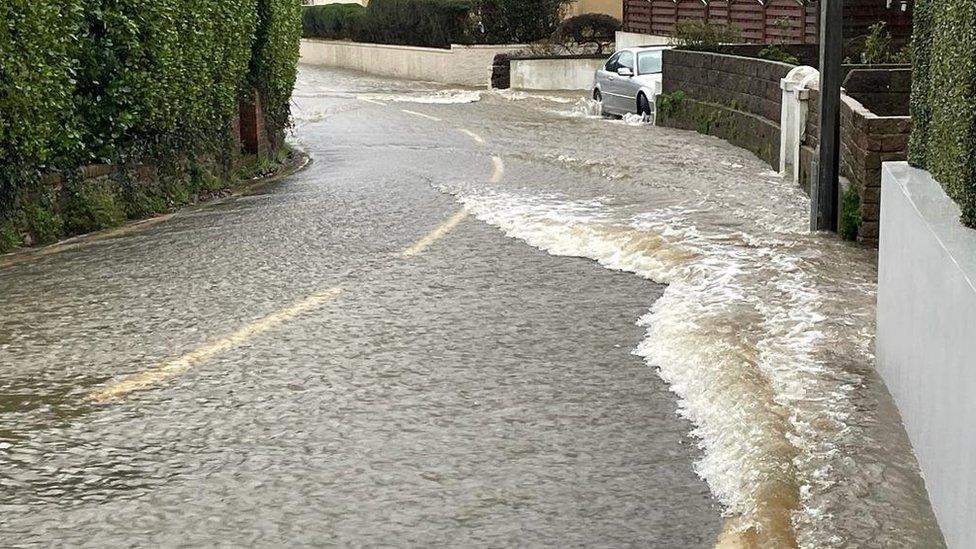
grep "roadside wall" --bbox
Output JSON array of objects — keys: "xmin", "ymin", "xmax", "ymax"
[
  {"xmin": 801, "ymin": 82, "xmax": 911, "ymax": 245},
  {"xmin": 299, "ymin": 39, "xmax": 524, "ymax": 87},
  {"xmin": 658, "ymin": 49, "xmax": 794, "ymax": 169},
  {"xmin": 877, "ymin": 161, "xmax": 976, "ymax": 549},
  {"xmin": 615, "ymin": 31, "xmax": 669, "ymax": 49},
  {"xmin": 510, "ymin": 56, "xmax": 605, "ymax": 91}
]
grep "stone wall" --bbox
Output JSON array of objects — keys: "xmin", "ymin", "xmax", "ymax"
[
  {"xmin": 299, "ymin": 39, "xmax": 524, "ymax": 87},
  {"xmin": 658, "ymin": 49, "xmax": 795, "ymax": 169},
  {"xmin": 801, "ymin": 85, "xmax": 911, "ymax": 245},
  {"xmin": 843, "ymin": 67, "xmax": 912, "ymax": 117}
]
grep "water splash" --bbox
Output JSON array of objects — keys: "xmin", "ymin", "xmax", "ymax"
[{"xmin": 444, "ymin": 184, "xmax": 943, "ymax": 548}]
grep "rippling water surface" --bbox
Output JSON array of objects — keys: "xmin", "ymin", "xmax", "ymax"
[{"xmin": 0, "ymin": 65, "xmax": 945, "ymax": 548}]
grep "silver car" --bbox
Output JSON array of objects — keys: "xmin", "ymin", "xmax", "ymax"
[{"xmin": 593, "ymin": 46, "xmax": 671, "ymax": 117}]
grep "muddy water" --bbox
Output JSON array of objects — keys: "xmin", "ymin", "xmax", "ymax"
[{"xmin": 318, "ymin": 67, "xmax": 946, "ymax": 547}]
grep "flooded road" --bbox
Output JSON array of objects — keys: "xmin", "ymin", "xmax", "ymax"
[
  {"xmin": 291, "ymin": 67, "xmax": 944, "ymax": 547},
  {"xmin": 0, "ymin": 68, "xmax": 733, "ymax": 546}
]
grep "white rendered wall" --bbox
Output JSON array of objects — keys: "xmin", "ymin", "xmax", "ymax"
[
  {"xmin": 510, "ymin": 58, "xmax": 605, "ymax": 90},
  {"xmin": 300, "ymin": 39, "xmax": 523, "ymax": 87},
  {"xmin": 877, "ymin": 161, "xmax": 976, "ymax": 549}
]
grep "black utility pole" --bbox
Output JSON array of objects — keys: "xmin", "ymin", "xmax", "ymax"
[{"xmin": 813, "ymin": 0, "xmax": 843, "ymax": 232}]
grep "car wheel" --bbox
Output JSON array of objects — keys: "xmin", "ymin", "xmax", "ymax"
[
  {"xmin": 638, "ymin": 93, "xmax": 652, "ymax": 117},
  {"xmin": 593, "ymin": 89, "xmax": 608, "ymax": 117}
]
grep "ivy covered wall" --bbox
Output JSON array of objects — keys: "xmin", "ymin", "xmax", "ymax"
[{"xmin": 908, "ymin": 0, "xmax": 976, "ymax": 227}]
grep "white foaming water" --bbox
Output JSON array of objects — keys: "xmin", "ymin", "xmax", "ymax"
[
  {"xmin": 557, "ymin": 98, "xmax": 604, "ymax": 119},
  {"xmin": 361, "ymin": 90, "xmax": 482, "ymax": 104},
  {"xmin": 447, "ymin": 186, "xmax": 942, "ymax": 548},
  {"xmin": 491, "ymin": 89, "xmax": 576, "ymax": 104}
]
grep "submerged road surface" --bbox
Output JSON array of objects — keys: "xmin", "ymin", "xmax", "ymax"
[{"xmin": 0, "ymin": 70, "xmax": 724, "ymax": 545}]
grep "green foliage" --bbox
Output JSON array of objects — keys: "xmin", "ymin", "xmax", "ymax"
[
  {"xmin": 0, "ymin": 223, "xmax": 23, "ymax": 254},
  {"xmin": 553, "ymin": 13, "xmax": 621, "ymax": 54},
  {"xmin": 909, "ymin": 0, "xmax": 976, "ymax": 227},
  {"xmin": 302, "ymin": 4, "xmax": 365, "ymax": 40},
  {"xmin": 839, "ymin": 185, "xmax": 862, "ymax": 241},
  {"xmin": 251, "ymin": 0, "xmax": 303, "ymax": 145},
  {"xmin": 758, "ymin": 45, "xmax": 800, "ymax": 66},
  {"xmin": 357, "ymin": 0, "xmax": 474, "ymax": 48},
  {"xmin": 861, "ymin": 22, "xmax": 894, "ymax": 64},
  {"xmin": 671, "ymin": 21, "xmax": 742, "ymax": 51},
  {"xmin": 61, "ymin": 179, "xmax": 126, "ymax": 235},
  {"xmin": 0, "ymin": 0, "xmax": 84, "ymax": 190},
  {"xmin": 24, "ymin": 204, "xmax": 64, "ymax": 245},
  {"xmin": 656, "ymin": 91, "xmax": 686, "ymax": 118},
  {"xmin": 476, "ymin": 0, "xmax": 573, "ymax": 44}
]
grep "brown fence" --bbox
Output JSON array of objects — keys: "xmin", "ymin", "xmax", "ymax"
[{"xmin": 623, "ymin": 0, "xmax": 914, "ymax": 44}]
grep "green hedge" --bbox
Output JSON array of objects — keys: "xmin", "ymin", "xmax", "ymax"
[
  {"xmin": 909, "ymin": 0, "xmax": 976, "ymax": 227},
  {"xmin": 0, "ymin": 0, "xmax": 301, "ymax": 250},
  {"xmin": 302, "ymin": 4, "xmax": 365, "ymax": 40},
  {"xmin": 0, "ymin": 0, "xmax": 84, "ymax": 194},
  {"xmin": 1, "ymin": 0, "xmax": 300, "ymax": 192},
  {"xmin": 357, "ymin": 0, "xmax": 473, "ymax": 49},
  {"xmin": 251, "ymin": 0, "xmax": 303, "ymax": 143},
  {"xmin": 477, "ymin": 0, "xmax": 572, "ymax": 44}
]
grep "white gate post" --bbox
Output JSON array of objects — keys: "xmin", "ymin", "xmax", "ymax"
[{"xmin": 780, "ymin": 66, "xmax": 819, "ymax": 183}]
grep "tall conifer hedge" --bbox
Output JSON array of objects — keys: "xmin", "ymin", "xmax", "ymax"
[{"xmin": 908, "ymin": 0, "xmax": 976, "ymax": 227}]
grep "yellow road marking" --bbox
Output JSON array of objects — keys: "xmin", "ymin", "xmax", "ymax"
[
  {"xmin": 359, "ymin": 97, "xmax": 385, "ymax": 106},
  {"xmin": 400, "ymin": 109, "xmax": 442, "ymax": 121},
  {"xmin": 401, "ymin": 210, "xmax": 468, "ymax": 257},
  {"xmin": 491, "ymin": 156, "xmax": 505, "ymax": 183},
  {"xmin": 460, "ymin": 129, "xmax": 485, "ymax": 144},
  {"xmin": 90, "ymin": 287, "xmax": 343, "ymax": 403}
]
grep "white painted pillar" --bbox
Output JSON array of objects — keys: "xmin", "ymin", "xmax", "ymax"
[{"xmin": 779, "ymin": 66, "xmax": 819, "ymax": 183}]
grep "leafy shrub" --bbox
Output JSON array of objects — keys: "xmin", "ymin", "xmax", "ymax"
[
  {"xmin": 656, "ymin": 90, "xmax": 686, "ymax": 118},
  {"xmin": 758, "ymin": 45, "xmax": 800, "ymax": 66},
  {"xmin": 61, "ymin": 180, "xmax": 126, "ymax": 235},
  {"xmin": 909, "ymin": 0, "xmax": 976, "ymax": 226},
  {"xmin": 302, "ymin": 4, "xmax": 365, "ymax": 40},
  {"xmin": 671, "ymin": 21, "xmax": 742, "ymax": 50},
  {"xmin": 861, "ymin": 22, "xmax": 894, "ymax": 64},
  {"xmin": 476, "ymin": 0, "xmax": 573, "ymax": 44},
  {"xmin": 0, "ymin": 223, "xmax": 22, "ymax": 254},
  {"xmin": 357, "ymin": 0, "xmax": 474, "ymax": 49},
  {"xmin": 24, "ymin": 205, "xmax": 64, "ymax": 245},
  {"xmin": 839, "ymin": 184, "xmax": 862, "ymax": 241},
  {"xmin": 553, "ymin": 13, "xmax": 621, "ymax": 54}
]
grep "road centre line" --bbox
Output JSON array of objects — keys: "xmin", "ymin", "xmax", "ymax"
[
  {"xmin": 491, "ymin": 156, "xmax": 505, "ymax": 183},
  {"xmin": 358, "ymin": 97, "xmax": 385, "ymax": 106},
  {"xmin": 401, "ymin": 210, "xmax": 469, "ymax": 257},
  {"xmin": 90, "ymin": 287, "xmax": 343, "ymax": 403},
  {"xmin": 459, "ymin": 129, "xmax": 485, "ymax": 144},
  {"xmin": 400, "ymin": 109, "xmax": 442, "ymax": 121},
  {"xmin": 399, "ymin": 156, "xmax": 503, "ymax": 257}
]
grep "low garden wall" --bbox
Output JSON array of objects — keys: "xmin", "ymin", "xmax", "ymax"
[
  {"xmin": 657, "ymin": 49, "xmax": 795, "ymax": 169},
  {"xmin": 877, "ymin": 162, "xmax": 976, "ymax": 549},
  {"xmin": 800, "ymin": 71, "xmax": 912, "ymax": 245},
  {"xmin": 509, "ymin": 55, "xmax": 606, "ymax": 91},
  {"xmin": 299, "ymin": 39, "xmax": 523, "ymax": 87}
]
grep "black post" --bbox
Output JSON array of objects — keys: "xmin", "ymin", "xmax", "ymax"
[{"xmin": 813, "ymin": 0, "xmax": 843, "ymax": 232}]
